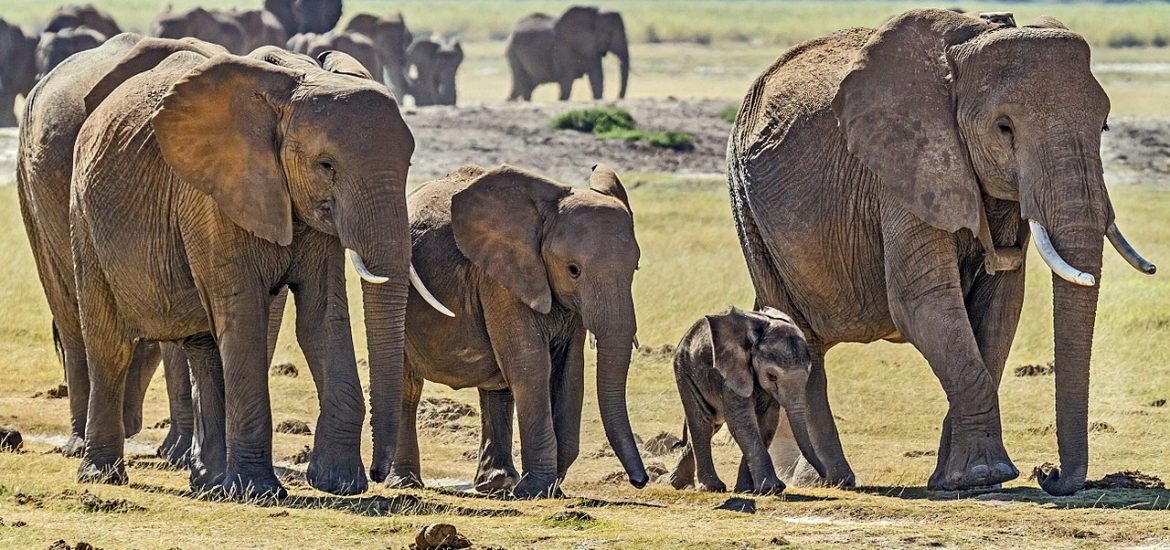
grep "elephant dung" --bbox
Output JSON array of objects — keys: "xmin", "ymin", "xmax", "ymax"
[
  {"xmin": 270, "ymin": 362, "xmax": 299, "ymax": 378},
  {"xmin": 47, "ymin": 543, "xmax": 102, "ymax": 550},
  {"xmin": 1084, "ymin": 470, "xmax": 1165, "ymax": 490},
  {"xmin": 412, "ymin": 523, "xmax": 471, "ymax": 550},
  {"xmin": 642, "ymin": 431, "xmax": 682, "ymax": 456},
  {"xmin": 31, "ymin": 384, "xmax": 68, "ymax": 399},
  {"xmin": 275, "ymin": 419, "xmax": 312, "ymax": 435},
  {"xmin": 0, "ymin": 426, "xmax": 21, "ymax": 452},
  {"xmin": 714, "ymin": 497, "xmax": 757, "ymax": 514}
]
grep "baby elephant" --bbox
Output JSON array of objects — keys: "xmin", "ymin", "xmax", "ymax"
[{"xmin": 669, "ymin": 307, "xmax": 826, "ymax": 494}]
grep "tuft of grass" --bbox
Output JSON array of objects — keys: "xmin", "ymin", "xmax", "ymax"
[
  {"xmin": 719, "ymin": 105, "xmax": 739, "ymax": 124},
  {"xmin": 596, "ymin": 128, "xmax": 695, "ymax": 151},
  {"xmin": 551, "ymin": 107, "xmax": 694, "ymax": 151}
]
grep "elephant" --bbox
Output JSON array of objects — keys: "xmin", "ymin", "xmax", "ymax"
[
  {"xmin": 344, "ymin": 13, "xmax": 412, "ymax": 102},
  {"xmin": 44, "ymin": 4, "xmax": 122, "ymax": 40},
  {"xmin": 287, "ymin": 31, "xmax": 381, "ymax": 84},
  {"xmin": 407, "ymin": 36, "xmax": 463, "ymax": 106},
  {"xmin": 265, "ymin": 0, "xmax": 342, "ymax": 36},
  {"xmin": 0, "ymin": 17, "xmax": 37, "ymax": 126},
  {"xmin": 726, "ymin": 9, "xmax": 1155, "ymax": 495},
  {"xmin": 66, "ymin": 41, "xmax": 450, "ymax": 498},
  {"xmin": 18, "ymin": 34, "xmax": 228, "ymax": 464},
  {"xmin": 35, "ymin": 27, "xmax": 107, "ymax": 80},
  {"xmin": 505, "ymin": 6, "xmax": 629, "ymax": 101},
  {"xmin": 151, "ymin": 6, "xmax": 247, "ymax": 55},
  {"xmin": 391, "ymin": 164, "xmax": 648, "ymax": 498},
  {"xmin": 668, "ymin": 307, "xmax": 827, "ymax": 495},
  {"xmin": 224, "ymin": 9, "xmax": 289, "ymax": 52}
]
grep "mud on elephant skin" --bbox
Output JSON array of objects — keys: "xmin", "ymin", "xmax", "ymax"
[
  {"xmin": 506, "ymin": 6, "xmax": 629, "ymax": 101},
  {"xmin": 669, "ymin": 307, "xmax": 827, "ymax": 495},
  {"xmin": 391, "ymin": 164, "xmax": 647, "ymax": 498},
  {"xmin": 727, "ymin": 9, "xmax": 1155, "ymax": 495}
]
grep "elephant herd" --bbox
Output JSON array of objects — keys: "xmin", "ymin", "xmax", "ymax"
[
  {"xmin": 1, "ymin": 3, "xmax": 632, "ymax": 125},
  {"xmin": 4, "ymin": 5, "xmax": 1161, "ymax": 505}
]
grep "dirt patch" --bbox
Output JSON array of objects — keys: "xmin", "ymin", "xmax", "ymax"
[
  {"xmin": 151, "ymin": 418, "xmax": 170, "ymax": 430},
  {"xmin": 285, "ymin": 445, "xmax": 312, "ymax": 465},
  {"xmin": 635, "ymin": 344, "xmax": 676, "ymax": 361},
  {"xmin": 413, "ymin": 523, "xmax": 472, "ymax": 550},
  {"xmin": 48, "ymin": 542, "xmax": 103, "ymax": 550},
  {"xmin": 78, "ymin": 490, "xmax": 145, "ymax": 513},
  {"xmin": 602, "ymin": 462, "xmax": 668, "ymax": 484},
  {"xmin": 1101, "ymin": 116, "xmax": 1170, "ymax": 185},
  {"xmin": 13, "ymin": 492, "xmax": 43, "ymax": 508},
  {"xmin": 1148, "ymin": 398, "xmax": 1166, "ymax": 407},
  {"xmin": 587, "ymin": 433, "xmax": 644, "ymax": 459},
  {"xmin": 715, "ymin": 497, "xmax": 757, "ymax": 514},
  {"xmin": 418, "ymin": 397, "xmax": 477, "ymax": 432},
  {"xmin": 268, "ymin": 510, "xmax": 289, "ymax": 518},
  {"xmin": 270, "ymin": 363, "xmax": 299, "ymax": 378},
  {"xmin": 460, "ymin": 449, "xmax": 480, "ymax": 461},
  {"xmin": 0, "ymin": 517, "xmax": 27, "ymax": 527},
  {"xmin": 1089, "ymin": 421, "xmax": 1116, "ymax": 433},
  {"xmin": 1013, "ymin": 362, "xmax": 1054, "ymax": 377},
  {"xmin": 31, "ymin": 384, "xmax": 68, "ymax": 399},
  {"xmin": 903, "ymin": 449, "xmax": 937, "ymax": 458},
  {"xmin": 0, "ymin": 427, "xmax": 22, "ymax": 452},
  {"xmin": 543, "ymin": 510, "xmax": 599, "ymax": 530},
  {"xmin": 275, "ymin": 419, "xmax": 312, "ymax": 436},
  {"xmin": 642, "ymin": 431, "xmax": 682, "ymax": 456},
  {"xmin": 1026, "ymin": 424, "xmax": 1054, "ymax": 436},
  {"xmin": 1084, "ymin": 470, "xmax": 1166, "ymax": 490},
  {"xmin": 369, "ymin": 494, "xmax": 520, "ymax": 518}
]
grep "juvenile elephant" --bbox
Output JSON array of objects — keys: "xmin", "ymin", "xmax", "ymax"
[
  {"xmin": 68, "ymin": 43, "xmax": 448, "ymax": 498},
  {"xmin": 345, "ymin": 13, "xmax": 412, "ymax": 102},
  {"xmin": 224, "ymin": 9, "xmax": 288, "ymax": 52},
  {"xmin": 288, "ymin": 31, "xmax": 381, "ymax": 83},
  {"xmin": 727, "ymin": 9, "xmax": 1155, "ymax": 495},
  {"xmin": 265, "ymin": 0, "xmax": 342, "ymax": 36},
  {"xmin": 407, "ymin": 36, "xmax": 463, "ymax": 106},
  {"xmin": 0, "ymin": 17, "xmax": 37, "ymax": 126},
  {"xmin": 44, "ymin": 4, "xmax": 121, "ymax": 39},
  {"xmin": 506, "ymin": 6, "xmax": 629, "ymax": 101},
  {"xmin": 152, "ymin": 6, "xmax": 247, "ymax": 55},
  {"xmin": 392, "ymin": 164, "xmax": 648, "ymax": 497},
  {"xmin": 669, "ymin": 307, "xmax": 826, "ymax": 495},
  {"xmin": 36, "ymin": 27, "xmax": 107, "ymax": 80}
]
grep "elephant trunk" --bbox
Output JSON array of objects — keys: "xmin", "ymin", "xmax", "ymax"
[
  {"xmin": 784, "ymin": 404, "xmax": 827, "ymax": 479},
  {"xmin": 613, "ymin": 42, "xmax": 629, "ymax": 99},
  {"xmin": 594, "ymin": 339, "xmax": 648, "ymax": 488}
]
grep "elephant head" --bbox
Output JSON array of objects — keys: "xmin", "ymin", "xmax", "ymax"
[
  {"xmin": 36, "ymin": 27, "xmax": 108, "ymax": 80},
  {"xmin": 45, "ymin": 4, "xmax": 122, "ymax": 39},
  {"xmin": 294, "ymin": 0, "xmax": 343, "ymax": 34},
  {"xmin": 706, "ymin": 307, "xmax": 827, "ymax": 479},
  {"xmin": 407, "ymin": 36, "xmax": 463, "ymax": 106},
  {"xmin": 345, "ymin": 13, "xmax": 413, "ymax": 102},
  {"xmin": 0, "ymin": 17, "xmax": 38, "ymax": 126},
  {"xmin": 450, "ymin": 164, "xmax": 648, "ymax": 488},
  {"xmin": 556, "ymin": 7, "xmax": 629, "ymax": 99},
  {"xmin": 831, "ymin": 9, "xmax": 1155, "ymax": 495},
  {"xmin": 151, "ymin": 7, "xmax": 247, "ymax": 55}
]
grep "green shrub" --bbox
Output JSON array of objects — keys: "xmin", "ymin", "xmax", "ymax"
[
  {"xmin": 548, "ymin": 107, "xmax": 636, "ymax": 133},
  {"xmin": 719, "ymin": 105, "xmax": 738, "ymax": 123},
  {"xmin": 596, "ymin": 128, "xmax": 695, "ymax": 151}
]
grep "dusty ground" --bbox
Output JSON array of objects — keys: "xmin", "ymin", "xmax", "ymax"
[{"xmin": 3, "ymin": 104, "xmax": 1167, "ymax": 188}]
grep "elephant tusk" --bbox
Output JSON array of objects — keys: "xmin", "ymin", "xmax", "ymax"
[
  {"xmin": 410, "ymin": 264, "xmax": 455, "ymax": 317},
  {"xmin": 588, "ymin": 332, "xmax": 597, "ymax": 350},
  {"xmin": 1106, "ymin": 222, "xmax": 1157, "ymax": 275},
  {"xmin": 1028, "ymin": 220, "xmax": 1096, "ymax": 287},
  {"xmin": 348, "ymin": 249, "xmax": 389, "ymax": 284},
  {"xmin": 632, "ymin": 335, "xmax": 640, "ymax": 350}
]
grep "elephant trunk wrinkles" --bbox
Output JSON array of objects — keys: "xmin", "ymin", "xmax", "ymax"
[
  {"xmin": 785, "ymin": 405, "xmax": 827, "ymax": 479},
  {"xmin": 595, "ymin": 340, "xmax": 648, "ymax": 488}
]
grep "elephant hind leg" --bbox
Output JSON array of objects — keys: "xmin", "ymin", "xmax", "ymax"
[
  {"xmin": 53, "ymin": 318, "xmax": 90, "ymax": 457},
  {"xmin": 669, "ymin": 420, "xmax": 696, "ymax": 490},
  {"xmin": 122, "ymin": 340, "xmax": 162, "ymax": 438},
  {"xmin": 386, "ymin": 366, "xmax": 425, "ymax": 489},
  {"xmin": 506, "ymin": 53, "xmax": 533, "ymax": 101},
  {"xmin": 158, "ymin": 343, "xmax": 193, "ymax": 468},
  {"xmin": 474, "ymin": 388, "xmax": 520, "ymax": 494},
  {"xmin": 183, "ymin": 333, "xmax": 226, "ymax": 491}
]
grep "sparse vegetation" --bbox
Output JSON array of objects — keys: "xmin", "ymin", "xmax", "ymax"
[
  {"xmin": 551, "ymin": 107, "xmax": 695, "ymax": 151},
  {"xmin": 719, "ymin": 105, "xmax": 739, "ymax": 123}
]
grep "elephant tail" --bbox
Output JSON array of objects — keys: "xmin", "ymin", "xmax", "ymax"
[
  {"xmin": 674, "ymin": 419, "xmax": 689, "ymax": 451},
  {"xmin": 51, "ymin": 320, "xmax": 65, "ymax": 381}
]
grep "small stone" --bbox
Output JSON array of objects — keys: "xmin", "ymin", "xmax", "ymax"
[{"xmin": 275, "ymin": 419, "xmax": 312, "ymax": 435}]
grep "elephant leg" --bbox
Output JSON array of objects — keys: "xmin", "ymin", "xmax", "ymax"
[
  {"xmin": 122, "ymin": 341, "xmax": 162, "ymax": 438},
  {"xmin": 506, "ymin": 54, "xmax": 528, "ymax": 101},
  {"xmin": 184, "ymin": 333, "xmax": 226, "ymax": 491},
  {"xmin": 737, "ymin": 402, "xmax": 782, "ymax": 493},
  {"xmin": 586, "ymin": 58, "xmax": 604, "ymax": 100},
  {"xmin": 387, "ymin": 365, "xmax": 424, "ymax": 489},
  {"xmin": 266, "ymin": 286, "xmax": 288, "ymax": 366},
  {"xmin": 157, "ymin": 343, "xmax": 193, "ymax": 468},
  {"xmin": 668, "ymin": 422, "xmax": 696, "ymax": 490},
  {"xmin": 0, "ymin": 92, "xmax": 17, "ymax": 127},
  {"xmin": 474, "ymin": 388, "xmax": 520, "ymax": 493},
  {"xmin": 55, "ymin": 319, "xmax": 90, "ymax": 457},
  {"xmin": 510, "ymin": 374, "xmax": 560, "ymax": 498},
  {"xmin": 725, "ymin": 398, "xmax": 782, "ymax": 495},
  {"xmin": 882, "ymin": 208, "xmax": 1017, "ymax": 491},
  {"xmin": 802, "ymin": 349, "xmax": 854, "ymax": 486},
  {"xmin": 690, "ymin": 421, "xmax": 724, "ymax": 493},
  {"xmin": 551, "ymin": 330, "xmax": 586, "ymax": 480},
  {"xmin": 557, "ymin": 77, "xmax": 575, "ymax": 101}
]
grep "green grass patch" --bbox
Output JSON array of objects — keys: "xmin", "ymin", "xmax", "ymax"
[
  {"xmin": 719, "ymin": 105, "xmax": 738, "ymax": 124},
  {"xmin": 550, "ymin": 107, "xmax": 694, "ymax": 151}
]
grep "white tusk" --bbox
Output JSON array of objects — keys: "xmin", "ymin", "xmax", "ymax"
[
  {"xmin": 410, "ymin": 264, "xmax": 455, "ymax": 317},
  {"xmin": 1028, "ymin": 220, "xmax": 1096, "ymax": 287},
  {"xmin": 348, "ymin": 249, "xmax": 389, "ymax": 284},
  {"xmin": 1106, "ymin": 222, "xmax": 1156, "ymax": 275},
  {"xmin": 632, "ymin": 335, "xmax": 640, "ymax": 350}
]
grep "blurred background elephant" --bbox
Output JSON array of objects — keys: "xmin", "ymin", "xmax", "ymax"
[
  {"xmin": 36, "ymin": 27, "xmax": 108, "ymax": 80},
  {"xmin": 0, "ymin": 17, "xmax": 38, "ymax": 127},
  {"xmin": 152, "ymin": 6, "xmax": 247, "ymax": 54},
  {"xmin": 44, "ymin": 4, "xmax": 121, "ymax": 39},
  {"xmin": 506, "ymin": 6, "xmax": 629, "ymax": 101},
  {"xmin": 287, "ymin": 31, "xmax": 381, "ymax": 82},
  {"xmin": 265, "ymin": 0, "xmax": 342, "ymax": 36},
  {"xmin": 224, "ymin": 8, "xmax": 289, "ymax": 52},
  {"xmin": 407, "ymin": 36, "xmax": 463, "ymax": 106},
  {"xmin": 344, "ymin": 12, "xmax": 412, "ymax": 101},
  {"xmin": 392, "ymin": 164, "xmax": 647, "ymax": 498}
]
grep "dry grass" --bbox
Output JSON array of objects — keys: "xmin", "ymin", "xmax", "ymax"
[{"xmin": 1, "ymin": 174, "xmax": 1169, "ymax": 547}]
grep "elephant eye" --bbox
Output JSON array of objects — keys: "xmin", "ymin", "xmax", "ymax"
[
  {"xmin": 767, "ymin": 372, "xmax": 779, "ymax": 382},
  {"xmin": 567, "ymin": 263, "xmax": 581, "ymax": 279},
  {"xmin": 996, "ymin": 117, "xmax": 1014, "ymax": 138},
  {"xmin": 317, "ymin": 156, "xmax": 336, "ymax": 172}
]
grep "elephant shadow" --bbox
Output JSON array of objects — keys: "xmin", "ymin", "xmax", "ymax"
[{"xmin": 855, "ymin": 485, "xmax": 1170, "ymax": 510}]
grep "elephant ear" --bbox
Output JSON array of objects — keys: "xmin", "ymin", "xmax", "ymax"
[
  {"xmin": 555, "ymin": 6, "xmax": 601, "ymax": 53},
  {"xmin": 152, "ymin": 54, "xmax": 302, "ymax": 246},
  {"xmin": 705, "ymin": 308, "xmax": 762, "ymax": 399},
  {"xmin": 85, "ymin": 37, "xmax": 228, "ymax": 114},
  {"xmin": 451, "ymin": 166, "xmax": 571, "ymax": 314},
  {"xmin": 590, "ymin": 163, "xmax": 631, "ymax": 212},
  {"xmin": 831, "ymin": 9, "xmax": 991, "ymax": 235},
  {"xmin": 317, "ymin": 49, "xmax": 373, "ymax": 79},
  {"xmin": 1027, "ymin": 16, "xmax": 1068, "ymax": 29}
]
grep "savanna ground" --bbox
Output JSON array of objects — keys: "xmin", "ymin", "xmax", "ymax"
[{"xmin": 1, "ymin": 1, "xmax": 1170, "ymax": 548}]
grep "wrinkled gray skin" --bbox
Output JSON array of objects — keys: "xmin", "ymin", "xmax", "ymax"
[
  {"xmin": 68, "ymin": 43, "xmax": 415, "ymax": 499},
  {"xmin": 345, "ymin": 13, "xmax": 412, "ymax": 102},
  {"xmin": 36, "ymin": 27, "xmax": 107, "ymax": 80},
  {"xmin": 0, "ymin": 17, "xmax": 38, "ymax": 127},
  {"xmin": 44, "ymin": 4, "xmax": 122, "ymax": 39},
  {"xmin": 506, "ymin": 6, "xmax": 629, "ymax": 101},
  {"xmin": 265, "ymin": 0, "xmax": 342, "ymax": 36},
  {"xmin": 728, "ymin": 9, "xmax": 1154, "ymax": 495},
  {"xmin": 151, "ymin": 6, "xmax": 247, "ymax": 55},
  {"xmin": 394, "ymin": 164, "xmax": 647, "ymax": 498},
  {"xmin": 287, "ymin": 31, "xmax": 381, "ymax": 84},
  {"xmin": 668, "ymin": 307, "xmax": 827, "ymax": 495},
  {"xmin": 407, "ymin": 36, "xmax": 463, "ymax": 106}
]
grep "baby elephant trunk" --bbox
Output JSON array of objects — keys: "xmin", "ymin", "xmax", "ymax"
[{"xmin": 784, "ymin": 404, "xmax": 827, "ymax": 479}]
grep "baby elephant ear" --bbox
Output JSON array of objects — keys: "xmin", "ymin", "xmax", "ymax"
[{"xmin": 705, "ymin": 312, "xmax": 757, "ymax": 399}]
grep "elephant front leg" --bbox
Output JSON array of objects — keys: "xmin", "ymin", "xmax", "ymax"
[
  {"xmin": 386, "ymin": 366, "xmax": 424, "ymax": 489},
  {"xmin": 550, "ymin": 330, "xmax": 586, "ymax": 481},
  {"xmin": 725, "ymin": 397, "xmax": 783, "ymax": 495},
  {"xmin": 585, "ymin": 58, "xmax": 605, "ymax": 100},
  {"xmin": 474, "ymin": 388, "xmax": 520, "ymax": 494},
  {"xmin": 183, "ymin": 334, "xmax": 226, "ymax": 491},
  {"xmin": 157, "ymin": 343, "xmax": 194, "ymax": 468}
]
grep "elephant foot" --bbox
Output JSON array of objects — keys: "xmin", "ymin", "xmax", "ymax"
[
  {"xmin": 928, "ymin": 431, "xmax": 1018, "ymax": 491},
  {"xmin": 753, "ymin": 477, "xmax": 786, "ymax": 496},
  {"xmin": 474, "ymin": 466, "xmax": 520, "ymax": 494},
  {"xmin": 668, "ymin": 470, "xmax": 694, "ymax": 490},
  {"xmin": 307, "ymin": 451, "xmax": 368, "ymax": 496},
  {"xmin": 384, "ymin": 471, "xmax": 424, "ymax": 490},
  {"xmin": 510, "ymin": 475, "xmax": 565, "ymax": 499},
  {"xmin": 156, "ymin": 429, "xmax": 192, "ymax": 469},
  {"xmin": 189, "ymin": 466, "xmax": 225, "ymax": 494},
  {"xmin": 122, "ymin": 411, "xmax": 143, "ymax": 439},
  {"xmin": 369, "ymin": 455, "xmax": 392, "ymax": 484},
  {"xmin": 698, "ymin": 479, "xmax": 727, "ymax": 493},
  {"xmin": 218, "ymin": 470, "xmax": 287, "ymax": 502},
  {"xmin": 77, "ymin": 458, "xmax": 128, "ymax": 485},
  {"xmin": 59, "ymin": 434, "xmax": 86, "ymax": 458}
]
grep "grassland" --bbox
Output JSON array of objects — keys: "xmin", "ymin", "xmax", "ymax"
[{"xmin": 1, "ymin": 174, "xmax": 1169, "ymax": 548}]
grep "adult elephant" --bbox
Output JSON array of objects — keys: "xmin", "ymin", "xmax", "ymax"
[
  {"xmin": 265, "ymin": 0, "xmax": 342, "ymax": 36},
  {"xmin": 67, "ymin": 43, "xmax": 448, "ymax": 498},
  {"xmin": 151, "ymin": 6, "xmax": 247, "ymax": 55},
  {"xmin": 0, "ymin": 17, "xmax": 37, "ymax": 126},
  {"xmin": 506, "ymin": 6, "xmax": 629, "ymax": 101},
  {"xmin": 35, "ymin": 27, "xmax": 107, "ymax": 80},
  {"xmin": 727, "ymin": 9, "xmax": 1155, "ymax": 495},
  {"xmin": 287, "ymin": 31, "xmax": 381, "ymax": 84},
  {"xmin": 19, "ymin": 35, "xmax": 228, "ymax": 464},
  {"xmin": 407, "ymin": 36, "xmax": 463, "ymax": 106},
  {"xmin": 345, "ymin": 13, "xmax": 412, "ymax": 101},
  {"xmin": 392, "ymin": 164, "xmax": 647, "ymax": 498},
  {"xmin": 44, "ymin": 4, "xmax": 121, "ymax": 39},
  {"xmin": 224, "ymin": 9, "xmax": 288, "ymax": 52}
]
